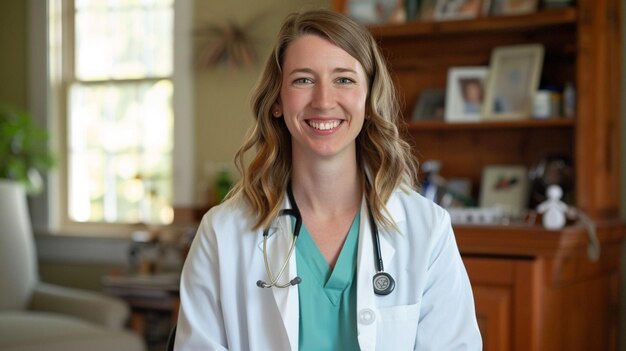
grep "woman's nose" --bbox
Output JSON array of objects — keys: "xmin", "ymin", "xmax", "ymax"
[{"xmin": 311, "ymin": 83, "xmax": 335, "ymax": 110}]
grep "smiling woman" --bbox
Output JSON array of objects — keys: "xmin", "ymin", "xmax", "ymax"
[{"xmin": 175, "ymin": 8, "xmax": 482, "ymax": 351}]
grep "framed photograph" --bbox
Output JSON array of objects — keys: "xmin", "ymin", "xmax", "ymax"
[
  {"xmin": 490, "ymin": 0, "xmax": 539, "ymax": 16},
  {"xmin": 483, "ymin": 44, "xmax": 544, "ymax": 120},
  {"xmin": 479, "ymin": 165, "xmax": 529, "ymax": 218},
  {"xmin": 411, "ymin": 89, "xmax": 446, "ymax": 121},
  {"xmin": 434, "ymin": 0, "xmax": 482, "ymax": 21},
  {"xmin": 444, "ymin": 66, "xmax": 489, "ymax": 122},
  {"xmin": 346, "ymin": 0, "xmax": 407, "ymax": 25}
]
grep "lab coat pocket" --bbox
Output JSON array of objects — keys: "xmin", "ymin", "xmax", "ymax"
[{"xmin": 376, "ymin": 303, "xmax": 420, "ymax": 350}]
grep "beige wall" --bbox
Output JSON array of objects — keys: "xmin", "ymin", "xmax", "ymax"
[
  {"xmin": 192, "ymin": 0, "xmax": 329, "ymax": 198},
  {"xmin": 0, "ymin": 1, "xmax": 27, "ymax": 108}
]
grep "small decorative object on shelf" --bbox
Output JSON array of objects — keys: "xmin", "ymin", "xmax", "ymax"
[
  {"xmin": 405, "ymin": 0, "xmax": 421, "ymax": 21},
  {"xmin": 541, "ymin": 0, "xmax": 574, "ymax": 9},
  {"xmin": 562, "ymin": 81, "xmax": 576, "ymax": 118},
  {"xmin": 447, "ymin": 206, "xmax": 506, "ymax": 225},
  {"xmin": 420, "ymin": 160, "xmax": 445, "ymax": 203},
  {"xmin": 536, "ymin": 184, "xmax": 567, "ymax": 229},
  {"xmin": 527, "ymin": 153, "xmax": 574, "ymax": 209},
  {"xmin": 346, "ymin": 0, "xmax": 407, "ymax": 25},
  {"xmin": 420, "ymin": 0, "xmax": 439, "ymax": 20},
  {"xmin": 490, "ymin": 0, "xmax": 539, "ymax": 16},
  {"xmin": 420, "ymin": 160, "xmax": 475, "ymax": 208},
  {"xmin": 532, "ymin": 89, "xmax": 561, "ymax": 119},
  {"xmin": 434, "ymin": 0, "xmax": 482, "ymax": 21}
]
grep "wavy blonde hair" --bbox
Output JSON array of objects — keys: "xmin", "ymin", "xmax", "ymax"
[{"xmin": 229, "ymin": 8, "xmax": 418, "ymax": 231}]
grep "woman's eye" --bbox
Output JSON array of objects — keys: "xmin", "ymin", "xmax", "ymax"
[
  {"xmin": 336, "ymin": 77, "xmax": 355, "ymax": 84},
  {"xmin": 293, "ymin": 77, "xmax": 313, "ymax": 84}
]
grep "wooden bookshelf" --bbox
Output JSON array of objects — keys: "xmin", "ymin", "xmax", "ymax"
[{"xmin": 334, "ymin": 1, "xmax": 624, "ymax": 350}]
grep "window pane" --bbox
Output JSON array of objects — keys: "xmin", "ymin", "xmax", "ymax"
[
  {"xmin": 68, "ymin": 80, "xmax": 173, "ymax": 224},
  {"xmin": 75, "ymin": 0, "xmax": 173, "ymax": 80}
]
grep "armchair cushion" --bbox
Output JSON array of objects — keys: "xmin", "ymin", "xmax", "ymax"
[
  {"xmin": 0, "ymin": 311, "xmax": 145, "ymax": 351},
  {"xmin": 28, "ymin": 282, "xmax": 130, "ymax": 330}
]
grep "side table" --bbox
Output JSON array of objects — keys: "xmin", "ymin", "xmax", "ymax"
[{"xmin": 102, "ymin": 273, "xmax": 180, "ymax": 344}]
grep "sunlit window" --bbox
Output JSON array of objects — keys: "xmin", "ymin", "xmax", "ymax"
[{"xmin": 66, "ymin": 0, "xmax": 174, "ymax": 225}]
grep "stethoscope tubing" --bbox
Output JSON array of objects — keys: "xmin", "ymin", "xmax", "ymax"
[
  {"xmin": 259, "ymin": 219, "xmax": 300, "ymax": 288},
  {"xmin": 257, "ymin": 185, "xmax": 302, "ymax": 289},
  {"xmin": 257, "ymin": 183, "xmax": 395, "ymax": 295},
  {"xmin": 367, "ymin": 204, "xmax": 385, "ymax": 274}
]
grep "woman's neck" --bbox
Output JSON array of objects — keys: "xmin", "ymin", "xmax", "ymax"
[
  {"xmin": 291, "ymin": 155, "xmax": 362, "ymax": 219},
  {"xmin": 290, "ymin": 153, "xmax": 363, "ymax": 268}
]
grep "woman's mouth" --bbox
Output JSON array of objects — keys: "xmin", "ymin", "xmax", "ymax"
[{"xmin": 307, "ymin": 120, "xmax": 341, "ymax": 131}]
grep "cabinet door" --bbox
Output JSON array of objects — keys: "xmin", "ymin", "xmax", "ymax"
[
  {"xmin": 463, "ymin": 256, "xmax": 539, "ymax": 351},
  {"xmin": 473, "ymin": 285, "xmax": 511, "ymax": 351}
]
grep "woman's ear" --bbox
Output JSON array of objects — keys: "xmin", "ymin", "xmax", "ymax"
[{"xmin": 271, "ymin": 102, "xmax": 282, "ymax": 118}]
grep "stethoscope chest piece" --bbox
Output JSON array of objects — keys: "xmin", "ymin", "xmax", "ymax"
[{"xmin": 373, "ymin": 271, "xmax": 395, "ymax": 295}]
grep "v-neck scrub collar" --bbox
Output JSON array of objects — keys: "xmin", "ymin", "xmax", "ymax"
[{"xmin": 296, "ymin": 211, "xmax": 361, "ymax": 350}]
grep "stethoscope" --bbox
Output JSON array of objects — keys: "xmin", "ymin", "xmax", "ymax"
[{"xmin": 256, "ymin": 184, "xmax": 396, "ymax": 295}]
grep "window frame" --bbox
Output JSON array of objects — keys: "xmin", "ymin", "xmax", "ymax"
[{"xmin": 29, "ymin": 0, "xmax": 195, "ymax": 237}]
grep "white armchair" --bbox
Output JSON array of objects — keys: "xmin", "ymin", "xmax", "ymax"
[{"xmin": 0, "ymin": 180, "xmax": 145, "ymax": 351}]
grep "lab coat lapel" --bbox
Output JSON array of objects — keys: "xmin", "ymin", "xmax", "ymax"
[
  {"xmin": 256, "ymin": 199, "xmax": 299, "ymax": 351},
  {"xmin": 356, "ymin": 194, "xmax": 399, "ymax": 351}
]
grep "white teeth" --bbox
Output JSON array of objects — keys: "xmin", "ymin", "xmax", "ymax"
[{"xmin": 309, "ymin": 120, "xmax": 340, "ymax": 130}]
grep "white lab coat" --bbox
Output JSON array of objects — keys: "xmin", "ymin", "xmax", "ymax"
[{"xmin": 175, "ymin": 188, "xmax": 482, "ymax": 350}]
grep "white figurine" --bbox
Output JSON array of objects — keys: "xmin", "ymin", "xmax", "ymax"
[{"xmin": 536, "ymin": 185, "xmax": 568, "ymax": 229}]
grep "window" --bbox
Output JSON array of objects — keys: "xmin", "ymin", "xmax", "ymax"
[{"xmin": 56, "ymin": 0, "xmax": 175, "ymax": 227}]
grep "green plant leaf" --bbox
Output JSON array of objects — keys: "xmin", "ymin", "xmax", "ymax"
[{"xmin": 0, "ymin": 103, "xmax": 56, "ymax": 194}]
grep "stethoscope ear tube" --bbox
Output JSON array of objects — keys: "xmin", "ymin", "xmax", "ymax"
[
  {"xmin": 257, "ymin": 224, "xmax": 302, "ymax": 289},
  {"xmin": 256, "ymin": 184, "xmax": 303, "ymax": 289}
]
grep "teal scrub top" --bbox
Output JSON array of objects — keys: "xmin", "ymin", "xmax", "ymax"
[{"xmin": 296, "ymin": 211, "xmax": 360, "ymax": 351}]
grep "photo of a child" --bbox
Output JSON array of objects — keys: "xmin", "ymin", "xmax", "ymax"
[
  {"xmin": 444, "ymin": 67, "xmax": 489, "ymax": 122},
  {"xmin": 459, "ymin": 78, "xmax": 485, "ymax": 114}
]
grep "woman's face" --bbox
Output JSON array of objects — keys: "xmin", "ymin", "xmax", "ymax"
[{"xmin": 274, "ymin": 34, "xmax": 368, "ymax": 162}]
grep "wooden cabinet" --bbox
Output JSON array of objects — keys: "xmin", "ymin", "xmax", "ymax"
[
  {"xmin": 460, "ymin": 223, "xmax": 624, "ymax": 350},
  {"xmin": 333, "ymin": 1, "xmax": 624, "ymax": 349}
]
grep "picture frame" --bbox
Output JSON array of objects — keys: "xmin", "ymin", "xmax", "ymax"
[
  {"xmin": 479, "ymin": 165, "xmax": 529, "ymax": 218},
  {"xmin": 444, "ymin": 66, "xmax": 489, "ymax": 122},
  {"xmin": 411, "ymin": 89, "xmax": 446, "ymax": 121},
  {"xmin": 434, "ymin": 0, "xmax": 482, "ymax": 21},
  {"xmin": 490, "ymin": 0, "xmax": 539, "ymax": 16},
  {"xmin": 346, "ymin": 0, "xmax": 407, "ymax": 25},
  {"xmin": 482, "ymin": 44, "xmax": 544, "ymax": 120}
]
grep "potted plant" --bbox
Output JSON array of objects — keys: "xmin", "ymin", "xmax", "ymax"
[{"xmin": 0, "ymin": 103, "xmax": 55, "ymax": 194}]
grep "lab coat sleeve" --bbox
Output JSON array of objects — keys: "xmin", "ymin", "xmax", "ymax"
[
  {"xmin": 175, "ymin": 212, "xmax": 229, "ymax": 350},
  {"xmin": 415, "ymin": 210, "xmax": 482, "ymax": 350}
]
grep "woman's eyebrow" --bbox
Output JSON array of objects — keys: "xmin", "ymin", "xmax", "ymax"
[{"xmin": 287, "ymin": 67, "xmax": 358, "ymax": 76}]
